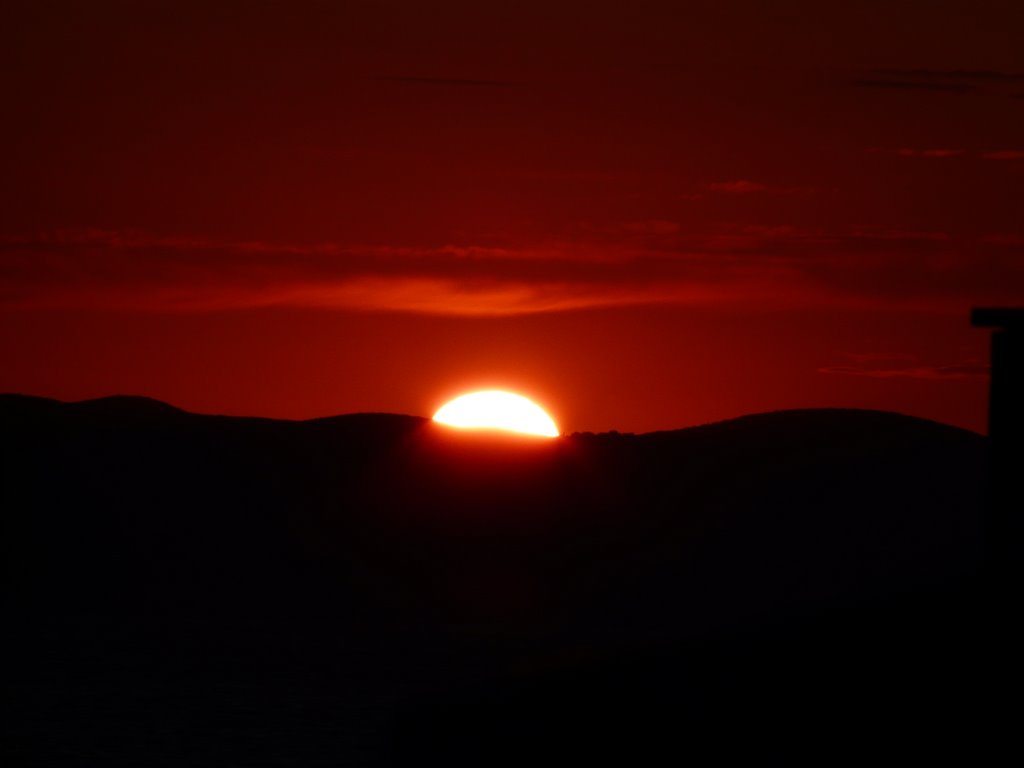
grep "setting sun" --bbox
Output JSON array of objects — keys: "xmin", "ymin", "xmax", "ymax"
[{"xmin": 433, "ymin": 391, "xmax": 559, "ymax": 437}]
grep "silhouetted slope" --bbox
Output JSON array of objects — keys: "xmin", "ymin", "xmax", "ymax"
[
  {"xmin": 2, "ymin": 396, "xmax": 983, "ymax": 627},
  {"xmin": 2, "ymin": 395, "xmax": 988, "ymax": 765}
]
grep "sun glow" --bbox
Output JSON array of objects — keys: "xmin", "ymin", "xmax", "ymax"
[{"xmin": 433, "ymin": 391, "xmax": 559, "ymax": 437}]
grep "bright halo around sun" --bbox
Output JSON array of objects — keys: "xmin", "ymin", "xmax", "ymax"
[{"xmin": 433, "ymin": 390, "xmax": 559, "ymax": 437}]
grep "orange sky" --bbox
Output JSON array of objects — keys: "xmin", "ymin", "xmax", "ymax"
[{"xmin": 2, "ymin": 1, "xmax": 1021, "ymax": 433}]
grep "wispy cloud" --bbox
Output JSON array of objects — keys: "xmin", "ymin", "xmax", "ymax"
[
  {"xmin": 872, "ymin": 69, "xmax": 1024, "ymax": 83},
  {"xmin": 2, "ymin": 226, "xmax": 1021, "ymax": 316},
  {"xmin": 373, "ymin": 76, "xmax": 517, "ymax": 88},
  {"xmin": 852, "ymin": 68, "xmax": 1024, "ymax": 96},
  {"xmin": 853, "ymin": 78, "xmax": 971, "ymax": 93},
  {"xmin": 866, "ymin": 147, "xmax": 963, "ymax": 159},
  {"xmin": 707, "ymin": 180, "xmax": 766, "ymax": 194},
  {"xmin": 706, "ymin": 181, "xmax": 815, "ymax": 195},
  {"xmin": 618, "ymin": 220, "xmax": 680, "ymax": 235},
  {"xmin": 869, "ymin": 147, "xmax": 1024, "ymax": 161},
  {"xmin": 841, "ymin": 352, "xmax": 918, "ymax": 364},
  {"xmin": 894, "ymin": 148, "xmax": 964, "ymax": 158},
  {"xmin": 982, "ymin": 150, "xmax": 1024, "ymax": 160},
  {"xmin": 983, "ymin": 234, "xmax": 1024, "ymax": 246},
  {"xmin": 819, "ymin": 351, "xmax": 990, "ymax": 380}
]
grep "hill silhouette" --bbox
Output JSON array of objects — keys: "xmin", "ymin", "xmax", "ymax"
[{"xmin": 3, "ymin": 395, "xmax": 988, "ymax": 765}]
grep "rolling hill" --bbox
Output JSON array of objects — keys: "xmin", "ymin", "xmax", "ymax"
[{"xmin": 2, "ymin": 395, "xmax": 989, "ymax": 765}]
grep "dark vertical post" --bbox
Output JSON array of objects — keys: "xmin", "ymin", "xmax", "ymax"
[{"xmin": 971, "ymin": 308, "xmax": 1024, "ymax": 589}]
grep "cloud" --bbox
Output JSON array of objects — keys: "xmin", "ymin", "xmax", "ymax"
[
  {"xmin": 866, "ymin": 147, "xmax": 964, "ymax": 158},
  {"xmin": 869, "ymin": 148, "xmax": 1024, "ymax": 161},
  {"xmin": 374, "ymin": 76, "xmax": 516, "ymax": 88},
  {"xmin": 819, "ymin": 351, "xmax": 990, "ymax": 381},
  {"xmin": 619, "ymin": 220, "xmax": 680, "ymax": 235},
  {"xmin": 983, "ymin": 234, "xmax": 1024, "ymax": 246},
  {"xmin": 707, "ymin": 180, "xmax": 766, "ymax": 194},
  {"xmin": 872, "ymin": 69, "xmax": 1024, "ymax": 83},
  {"xmin": 841, "ymin": 352, "xmax": 918, "ymax": 364},
  {"xmin": 0, "ymin": 230, "xmax": 769, "ymax": 315},
  {"xmin": 982, "ymin": 150, "xmax": 1024, "ymax": 160},
  {"xmin": 895, "ymin": 148, "xmax": 964, "ymax": 158},
  {"xmin": 2, "ymin": 226, "xmax": 1022, "ymax": 316},
  {"xmin": 852, "ymin": 69, "xmax": 1024, "ymax": 96},
  {"xmin": 853, "ymin": 79, "xmax": 972, "ymax": 93},
  {"xmin": 705, "ymin": 181, "xmax": 814, "ymax": 196}
]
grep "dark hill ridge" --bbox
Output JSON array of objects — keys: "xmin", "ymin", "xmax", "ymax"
[
  {"xmin": 2, "ymin": 393, "xmax": 983, "ymax": 625},
  {"xmin": 0, "ymin": 391, "xmax": 983, "ymax": 434},
  {"xmin": 1, "ymin": 392, "xmax": 186, "ymax": 421},
  {"xmin": 2, "ymin": 395, "xmax": 989, "ymax": 765}
]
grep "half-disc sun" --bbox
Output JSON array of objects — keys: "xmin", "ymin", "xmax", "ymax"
[{"xmin": 433, "ymin": 390, "xmax": 559, "ymax": 437}]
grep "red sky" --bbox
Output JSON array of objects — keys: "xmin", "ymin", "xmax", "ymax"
[{"xmin": 2, "ymin": 0, "xmax": 1022, "ymax": 433}]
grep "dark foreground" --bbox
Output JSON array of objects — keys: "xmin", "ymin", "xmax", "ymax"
[{"xmin": 3, "ymin": 395, "xmax": 994, "ymax": 765}]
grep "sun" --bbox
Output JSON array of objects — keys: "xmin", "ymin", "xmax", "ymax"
[{"xmin": 433, "ymin": 390, "xmax": 559, "ymax": 437}]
